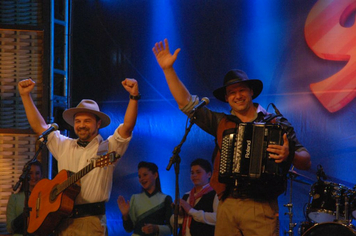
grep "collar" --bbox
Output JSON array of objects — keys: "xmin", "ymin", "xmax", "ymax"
[
  {"xmin": 76, "ymin": 135, "xmax": 102, "ymax": 148},
  {"xmin": 77, "ymin": 140, "xmax": 90, "ymax": 147},
  {"xmin": 144, "ymin": 188, "xmax": 159, "ymax": 198},
  {"xmin": 229, "ymin": 103, "xmax": 269, "ymax": 122},
  {"xmin": 255, "ymin": 103, "xmax": 268, "ymax": 116}
]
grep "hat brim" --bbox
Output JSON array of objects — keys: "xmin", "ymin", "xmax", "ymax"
[
  {"xmin": 213, "ymin": 80, "xmax": 263, "ymax": 102},
  {"xmin": 62, "ymin": 108, "xmax": 111, "ymax": 128}
]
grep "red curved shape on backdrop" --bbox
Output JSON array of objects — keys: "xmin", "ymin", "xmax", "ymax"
[{"xmin": 305, "ymin": 0, "xmax": 356, "ymax": 112}]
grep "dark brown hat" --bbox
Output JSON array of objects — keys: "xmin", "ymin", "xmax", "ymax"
[
  {"xmin": 213, "ymin": 69, "xmax": 263, "ymax": 102},
  {"xmin": 62, "ymin": 99, "xmax": 111, "ymax": 128}
]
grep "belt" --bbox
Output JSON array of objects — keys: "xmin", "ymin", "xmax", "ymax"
[
  {"xmin": 224, "ymin": 181, "xmax": 267, "ymax": 200},
  {"xmin": 71, "ymin": 201, "xmax": 106, "ymax": 218},
  {"xmin": 227, "ymin": 183, "xmax": 280, "ymax": 201}
]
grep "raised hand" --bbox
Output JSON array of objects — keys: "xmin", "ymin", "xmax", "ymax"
[
  {"xmin": 117, "ymin": 195, "xmax": 130, "ymax": 217},
  {"xmin": 18, "ymin": 78, "xmax": 36, "ymax": 96},
  {"xmin": 152, "ymin": 38, "xmax": 181, "ymax": 70},
  {"xmin": 121, "ymin": 78, "xmax": 139, "ymax": 96}
]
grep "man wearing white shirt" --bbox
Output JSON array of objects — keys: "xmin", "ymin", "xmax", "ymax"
[{"xmin": 18, "ymin": 78, "xmax": 139, "ymax": 236}]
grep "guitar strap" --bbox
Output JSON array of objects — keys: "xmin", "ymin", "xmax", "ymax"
[{"xmin": 97, "ymin": 139, "xmax": 109, "ymax": 156}]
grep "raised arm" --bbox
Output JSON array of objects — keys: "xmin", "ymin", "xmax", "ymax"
[
  {"xmin": 118, "ymin": 78, "xmax": 139, "ymax": 138},
  {"xmin": 153, "ymin": 38, "xmax": 191, "ymax": 109},
  {"xmin": 18, "ymin": 79, "xmax": 48, "ymax": 136}
]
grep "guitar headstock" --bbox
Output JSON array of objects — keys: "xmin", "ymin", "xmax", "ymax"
[{"xmin": 93, "ymin": 151, "xmax": 121, "ymax": 168}]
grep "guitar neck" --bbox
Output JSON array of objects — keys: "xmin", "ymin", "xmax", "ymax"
[
  {"xmin": 56, "ymin": 152, "xmax": 118, "ymax": 194},
  {"xmin": 57, "ymin": 162, "xmax": 95, "ymax": 193}
]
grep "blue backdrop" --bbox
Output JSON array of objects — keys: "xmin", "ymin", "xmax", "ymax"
[{"xmin": 69, "ymin": 0, "xmax": 356, "ymax": 235}]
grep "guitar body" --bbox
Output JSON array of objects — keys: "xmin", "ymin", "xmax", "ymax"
[
  {"xmin": 26, "ymin": 151, "xmax": 119, "ymax": 236},
  {"xmin": 27, "ymin": 169, "xmax": 81, "ymax": 236}
]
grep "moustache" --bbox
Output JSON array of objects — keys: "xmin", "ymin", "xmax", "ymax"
[{"xmin": 77, "ymin": 127, "xmax": 89, "ymax": 131}]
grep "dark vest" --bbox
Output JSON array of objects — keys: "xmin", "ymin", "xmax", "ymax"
[
  {"xmin": 182, "ymin": 190, "xmax": 216, "ymax": 236},
  {"xmin": 210, "ymin": 116, "xmax": 237, "ymax": 199}
]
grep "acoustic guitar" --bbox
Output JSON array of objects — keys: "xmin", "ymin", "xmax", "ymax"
[{"xmin": 27, "ymin": 151, "xmax": 120, "ymax": 236}]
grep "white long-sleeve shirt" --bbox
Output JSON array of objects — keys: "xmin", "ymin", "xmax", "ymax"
[{"xmin": 47, "ymin": 125, "xmax": 131, "ymax": 205}]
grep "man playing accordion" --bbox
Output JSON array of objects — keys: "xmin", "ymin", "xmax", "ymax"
[{"xmin": 153, "ymin": 38, "xmax": 311, "ymax": 236}]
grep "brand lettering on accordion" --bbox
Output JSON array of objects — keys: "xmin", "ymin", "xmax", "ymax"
[{"xmin": 245, "ymin": 140, "xmax": 251, "ymax": 159}]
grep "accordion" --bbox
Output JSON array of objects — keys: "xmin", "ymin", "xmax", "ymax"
[{"xmin": 219, "ymin": 122, "xmax": 292, "ymax": 184}]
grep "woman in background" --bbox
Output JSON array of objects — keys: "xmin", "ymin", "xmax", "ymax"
[
  {"xmin": 6, "ymin": 161, "xmax": 43, "ymax": 236},
  {"xmin": 118, "ymin": 161, "xmax": 172, "ymax": 236}
]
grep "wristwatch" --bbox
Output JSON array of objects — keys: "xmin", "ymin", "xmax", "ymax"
[{"xmin": 129, "ymin": 93, "xmax": 141, "ymax": 100}]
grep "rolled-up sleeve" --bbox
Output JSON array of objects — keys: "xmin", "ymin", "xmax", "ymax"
[
  {"xmin": 180, "ymin": 95, "xmax": 224, "ymax": 137},
  {"xmin": 109, "ymin": 124, "xmax": 132, "ymax": 154},
  {"xmin": 180, "ymin": 95, "xmax": 200, "ymax": 115}
]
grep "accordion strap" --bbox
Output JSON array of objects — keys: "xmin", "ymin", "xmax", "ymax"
[{"xmin": 261, "ymin": 113, "xmax": 282, "ymax": 123}]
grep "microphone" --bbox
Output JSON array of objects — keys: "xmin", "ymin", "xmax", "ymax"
[
  {"xmin": 317, "ymin": 164, "xmax": 327, "ymax": 181},
  {"xmin": 38, "ymin": 123, "xmax": 59, "ymax": 141},
  {"xmin": 271, "ymin": 103, "xmax": 282, "ymax": 116},
  {"xmin": 190, "ymin": 97, "xmax": 210, "ymax": 114}
]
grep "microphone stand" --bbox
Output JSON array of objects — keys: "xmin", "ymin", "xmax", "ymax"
[
  {"xmin": 13, "ymin": 138, "xmax": 47, "ymax": 236},
  {"xmin": 166, "ymin": 114, "xmax": 196, "ymax": 236},
  {"xmin": 284, "ymin": 170, "xmax": 297, "ymax": 236}
]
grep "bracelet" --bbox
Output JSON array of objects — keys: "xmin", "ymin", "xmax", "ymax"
[{"xmin": 129, "ymin": 93, "xmax": 141, "ymax": 100}]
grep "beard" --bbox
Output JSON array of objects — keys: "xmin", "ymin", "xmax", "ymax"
[{"xmin": 75, "ymin": 127, "xmax": 97, "ymax": 141}]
